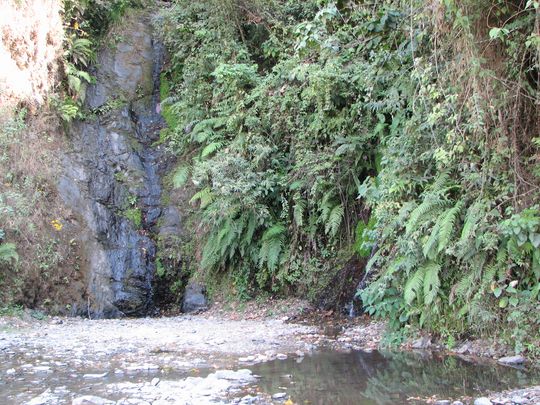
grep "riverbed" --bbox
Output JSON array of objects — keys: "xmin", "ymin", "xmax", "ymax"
[{"xmin": 1, "ymin": 313, "xmax": 539, "ymax": 404}]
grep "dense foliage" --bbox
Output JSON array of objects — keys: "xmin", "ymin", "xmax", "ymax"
[
  {"xmin": 58, "ymin": 0, "xmax": 147, "ymax": 121},
  {"xmin": 159, "ymin": 0, "xmax": 539, "ymax": 350}
]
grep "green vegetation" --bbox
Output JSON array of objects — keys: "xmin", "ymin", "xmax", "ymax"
[
  {"xmin": 58, "ymin": 0, "xmax": 147, "ymax": 121},
  {"xmin": 158, "ymin": 0, "xmax": 539, "ymax": 350}
]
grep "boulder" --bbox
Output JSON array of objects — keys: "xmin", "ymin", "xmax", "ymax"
[
  {"xmin": 497, "ymin": 355, "xmax": 525, "ymax": 365},
  {"xmin": 182, "ymin": 282, "xmax": 208, "ymax": 313}
]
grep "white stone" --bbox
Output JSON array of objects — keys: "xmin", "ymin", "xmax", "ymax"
[
  {"xmin": 83, "ymin": 372, "xmax": 108, "ymax": 379},
  {"xmin": 72, "ymin": 395, "xmax": 114, "ymax": 405}
]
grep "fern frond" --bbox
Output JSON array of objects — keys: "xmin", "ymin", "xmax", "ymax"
[
  {"xmin": 0, "ymin": 243, "xmax": 18, "ymax": 263},
  {"xmin": 429, "ymin": 171, "xmax": 451, "ymax": 193},
  {"xmin": 242, "ymin": 212, "xmax": 257, "ymax": 245},
  {"xmin": 262, "ymin": 223, "xmax": 286, "ymax": 241},
  {"xmin": 437, "ymin": 200, "xmax": 464, "ymax": 253},
  {"xmin": 406, "ymin": 198, "xmax": 449, "ymax": 235},
  {"xmin": 263, "ymin": 237, "xmax": 283, "ymax": 271},
  {"xmin": 201, "ymin": 141, "xmax": 223, "ymax": 158},
  {"xmin": 423, "ymin": 221, "xmax": 441, "ymax": 260},
  {"xmin": 325, "ymin": 204, "xmax": 343, "ymax": 236},
  {"xmin": 459, "ymin": 201, "xmax": 485, "ymax": 246},
  {"xmin": 404, "ymin": 267, "xmax": 425, "ymax": 305},
  {"xmin": 293, "ymin": 198, "xmax": 306, "ymax": 227},
  {"xmin": 172, "ymin": 165, "xmax": 191, "ymax": 188},
  {"xmin": 190, "ymin": 187, "xmax": 214, "ymax": 209},
  {"xmin": 453, "ymin": 270, "xmax": 476, "ymax": 302},
  {"xmin": 423, "ymin": 261, "xmax": 441, "ymax": 305},
  {"xmin": 259, "ymin": 223, "xmax": 286, "ymax": 271}
]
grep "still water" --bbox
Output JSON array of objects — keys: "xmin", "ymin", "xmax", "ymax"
[
  {"xmin": 1, "ymin": 348, "xmax": 538, "ymax": 404},
  {"xmin": 251, "ymin": 350, "xmax": 540, "ymax": 404}
]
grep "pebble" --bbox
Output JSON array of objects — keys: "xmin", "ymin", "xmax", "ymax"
[
  {"xmin": 474, "ymin": 398, "xmax": 492, "ymax": 405},
  {"xmin": 72, "ymin": 395, "xmax": 114, "ymax": 405},
  {"xmin": 435, "ymin": 401, "xmax": 451, "ymax": 405},
  {"xmin": 33, "ymin": 366, "xmax": 52, "ymax": 373},
  {"xmin": 238, "ymin": 395, "xmax": 257, "ymax": 404},
  {"xmin": 276, "ymin": 353, "xmax": 288, "ymax": 360},
  {"xmin": 6, "ymin": 368, "xmax": 16, "ymax": 375},
  {"xmin": 452, "ymin": 402, "xmax": 464, "ymax": 405},
  {"xmin": 83, "ymin": 372, "xmax": 108, "ymax": 379},
  {"xmin": 272, "ymin": 392, "xmax": 288, "ymax": 400}
]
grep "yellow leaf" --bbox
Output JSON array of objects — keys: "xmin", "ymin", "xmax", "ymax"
[{"xmin": 284, "ymin": 400, "xmax": 294, "ymax": 405}]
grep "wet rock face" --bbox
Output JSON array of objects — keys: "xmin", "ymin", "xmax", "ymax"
[{"xmin": 58, "ymin": 10, "xmax": 179, "ymax": 318}]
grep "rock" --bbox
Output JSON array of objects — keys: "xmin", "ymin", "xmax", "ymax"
[
  {"xmin": 82, "ymin": 372, "xmax": 108, "ymax": 378},
  {"xmin": 182, "ymin": 282, "xmax": 208, "ymax": 313},
  {"xmin": 27, "ymin": 389, "xmax": 55, "ymax": 405},
  {"xmin": 435, "ymin": 401, "xmax": 451, "ymax": 405},
  {"xmin": 452, "ymin": 402, "xmax": 464, "ymax": 405},
  {"xmin": 33, "ymin": 366, "xmax": 52, "ymax": 373},
  {"xmin": 239, "ymin": 395, "xmax": 257, "ymax": 404},
  {"xmin": 455, "ymin": 342, "xmax": 471, "ymax": 354},
  {"xmin": 6, "ymin": 368, "xmax": 15, "ymax": 375},
  {"xmin": 474, "ymin": 398, "xmax": 492, "ymax": 405},
  {"xmin": 497, "ymin": 355, "xmax": 525, "ymax": 365},
  {"xmin": 272, "ymin": 392, "xmax": 288, "ymax": 400},
  {"xmin": 276, "ymin": 353, "xmax": 288, "ymax": 360},
  {"xmin": 59, "ymin": 10, "xmax": 168, "ymax": 319},
  {"xmin": 72, "ymin": 396, "xmax": 114, "ymax": 405},
  {"xmin": 411, "ymin": 336, "xmax": 432, "ymax": 349}
]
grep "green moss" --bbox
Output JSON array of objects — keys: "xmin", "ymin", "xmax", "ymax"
[
  {"xmin": 354, "ymin": 216, "xmax": 376, "ymax": 258},
  {"xmin": 124, "ymin": 207, "xmax": 142, "ymax": 228},
  {"xmin": 159, "ymin": 74, "xmax": 179, "ymax": 131}
]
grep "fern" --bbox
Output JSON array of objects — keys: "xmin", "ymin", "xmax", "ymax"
[
  {"xmin": 172, "ymin": 165, "xmax": 190, "ymax": 188},
  {"xmin": 201, "ymin": 141, "xmax": 223, "ymax": 158},
  {"xmin": 437, "ymin": 200, "xmax": 464, "ymax": 253},
  {"xmin": 0, "ymin": 243, "xmax": 18, "ymax": 264},
  {"xmin": 259, "ymin": 223, "xmax": 286, "ymax": 271},
  {"xmin": 458, "ymin": 201, "xmax": 485, "ymax": 248},
  {"xmin": 325, "ymin": 204, "xmax": 343, "ymax": 236},
  {"xmin": 190, "ymin": 187, "xmax": 214, "ymax": 209},
  {"xmin": 422, "ymin": 221, "xmax": 441, "ymax": 260},
  {"xmin": 453, "ymin": 270, "xmax": 477, "ymax": 302},
  {"xmin": 293, "ymin": 198, "xmax": 305, "ymax": 227},
  {"xmin": 406, "ymin": 198, "xmax": 450, "ymax": 235},
  {"xmin": 423, "ymin": 261, "xmax": 441, "ymax": 305},
  {"xmin": 261, "ymin": 223, "xmax": 286, "ymax": 242},
  {"xmin": 404, "ymin": 266, "xmax": 425, "ymax": 305}
]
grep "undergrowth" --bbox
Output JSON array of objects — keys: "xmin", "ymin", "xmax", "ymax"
[{"xmin": 158, "ymin": 0, "xmax": 539, "ymax": 352}]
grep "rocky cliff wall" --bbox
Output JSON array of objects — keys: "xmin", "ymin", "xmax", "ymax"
[{"xmin": 58, "ymin": 9, "xmax": 181, "ymax": 318}]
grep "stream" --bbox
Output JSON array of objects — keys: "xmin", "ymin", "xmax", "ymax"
[{"xmin": 1, "ymin": 344, "xmax": 539, "ymax": 404}]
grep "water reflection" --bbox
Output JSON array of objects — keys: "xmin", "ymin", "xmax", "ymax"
[{"xmin": 251, "ymin": 350, "xmax": 540, "ymax": 405}]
